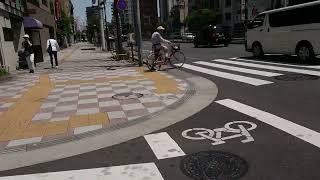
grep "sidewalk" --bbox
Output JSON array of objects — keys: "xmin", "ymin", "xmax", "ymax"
[{"xmin": 0, "ymin": 43, "xmax": 188, "ymax": 152}]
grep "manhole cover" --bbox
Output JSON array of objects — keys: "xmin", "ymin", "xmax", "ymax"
[
  {"xmin": 275, "ymin": 74, "xmax": 319, "ymax": 81},
  {"xmin": 112, "ymin": 92, "xmax": 143, "ymax": 100},
  {"xmin": 180, "ymin": 151, "xmax": 248, "ymax": 180}
]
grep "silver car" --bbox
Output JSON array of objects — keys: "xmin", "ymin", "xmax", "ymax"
[{"xmin": 181, "ymin": 33, "xmax": 195, "ymax": 42}]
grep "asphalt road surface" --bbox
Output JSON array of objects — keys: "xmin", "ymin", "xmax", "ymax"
[{"xmin": 1, "ymin": 43, "xmax": 320, "ymax": 180}]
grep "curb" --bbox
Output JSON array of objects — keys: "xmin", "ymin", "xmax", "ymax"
[{"xmin": 0, "ymin": 69, "xmax": 218, "ymax": 171}]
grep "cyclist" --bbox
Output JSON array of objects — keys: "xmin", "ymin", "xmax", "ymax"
[{"xmin": 151, "ymin": 26, "xmax": 172, "ymax": 71}]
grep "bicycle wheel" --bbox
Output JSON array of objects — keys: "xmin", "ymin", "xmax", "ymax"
[
  {"xmin": 146, "ymin": 53, "xmax": 155, "ymax": 70},
  {"xmin": 170, "ymin": 51, "xmax": 186, "ymax": 69}
]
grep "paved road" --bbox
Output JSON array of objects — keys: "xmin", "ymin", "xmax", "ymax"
[{"xmin": 1, "ymin": 43, "xmax": 320, "ymax": 180}]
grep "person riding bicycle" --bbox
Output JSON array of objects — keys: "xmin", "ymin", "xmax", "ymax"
[{"xmin": 151, "ymin": 26, "xmax": 172, "ymax": 71}]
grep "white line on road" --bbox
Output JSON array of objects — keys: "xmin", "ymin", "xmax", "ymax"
[
  {"xmin": 144, "ymin": 132, "xmax": 186, "ymax": 160},
  {"xmin": 216, "ymin": 99, "xmax": 320, "ymax": 149},
  {"xmin": 213, "ymin": 59, "xmax": 320, "ymax": 76},
  {"xmin": 194, "ymin": 61, "xmax": 282, "ymax": 77},
  {"xmin": 0, "ymin": 163, "xmax": 164, "ymax": 180},
  {"xmin": 178, "ymin": 63, "xmax": 273, "ymax": 86},
  {"xmin": 234, "ymin": 58, "xmax": 320, "ymax": 70}
]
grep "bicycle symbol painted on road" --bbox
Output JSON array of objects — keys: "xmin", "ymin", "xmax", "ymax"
[{"xmin": 182, "ymin": 121, "xmax": 257, "ymax": 146}]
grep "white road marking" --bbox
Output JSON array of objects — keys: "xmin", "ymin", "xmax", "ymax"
[
  {"xmin": 213, "ymin": 59, "xmax": 320, "ymax": 76},
  {"xmin": 194, "ymin": 61, "xmax": 282, "ymax": 77},
  {"xmin": 216, "ymin": 99, "xmax": 320, "ymax": 149},
  {"xmin": 0, "ymin": 163, "xmax": 164, "ymax": 180},
  {"xmin": 144, "ymin": 132, "xmax": 186, "ymax": 160},
  {"xmin": 234, "ymin": 58, "xmax": 320, "ymax": 70},
  {"xmin": 178, "ymin": 63, "xmax": 273, "ymax": 86}
]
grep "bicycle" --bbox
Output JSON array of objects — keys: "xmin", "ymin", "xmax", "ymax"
[{"xmin": 145, "ymin": 44, "xmax": 186, "ymax": 71}]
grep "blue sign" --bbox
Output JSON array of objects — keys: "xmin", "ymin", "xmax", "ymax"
[{"xmin": 117, "ymin": 0, "xmax": 127, "ymax": 11}]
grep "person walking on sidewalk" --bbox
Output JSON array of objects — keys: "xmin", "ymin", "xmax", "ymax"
[
  {"xmin": 22, "ymin": 34, "xmax": 35, "ymax": 73},
  {"xmin": 47, "ymin": 37, "xmax": 60, "ymax": 69}
]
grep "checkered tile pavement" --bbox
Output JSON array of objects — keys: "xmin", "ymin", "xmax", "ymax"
[{"xmin": 0, "ymin": 44, "xmax": 189, "ymax": 150}]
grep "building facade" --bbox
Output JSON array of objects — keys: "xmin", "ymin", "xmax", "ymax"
[
  {"xmin": 25, "ymin": 0, "xmax": 56, "ymax": 63},
  {"xmin": 0, "ymin": 0, "xmax": 26, "ymax": 70}
]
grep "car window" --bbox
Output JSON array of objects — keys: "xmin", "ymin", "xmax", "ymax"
[{"xmin": 250, "ymin": 14, "xmax": 265, "ymax": 29}]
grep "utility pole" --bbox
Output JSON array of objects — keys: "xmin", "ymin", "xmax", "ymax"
[
  {"xmin": 133, "ymin": 0, "xmax": 143, "ymax": 66},
  {"xmin": 102, "ymin": 0, "xmax": 111, "ymax": 50},
  {"xmin": 113, "ymin": 0, "xmax": 122, "ymax": 54},
  {"xmin": 98, "ymin": 0, "xmax": 106, "ymax": 51}
]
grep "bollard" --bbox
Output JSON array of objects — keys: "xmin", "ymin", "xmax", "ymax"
[{"xmin": 130, "ymin": 43, "xmax": 134, "ymax": 62}]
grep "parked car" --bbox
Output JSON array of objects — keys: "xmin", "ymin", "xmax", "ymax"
[
  {"xmin": 245, "ymin": 1, "xmax": 320, "ymax": 62},
  {"xmin": 193, "ymin": 25, "xmax": 231, "ymax": 48},
  {"xmin": 181, "ymin": 33, "xmax": 195, "ymax": 42},
  {"xmin": 171, "ymin": 32, "xmax": 181, "ymax": 39}
]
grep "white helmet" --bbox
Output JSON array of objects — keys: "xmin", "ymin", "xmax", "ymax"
[
  {"xmin": 23, "ymin": 34, "xmax": 30, "ymax": 38},
  {"xmin": 157, "ymin": 26, "xmax": 165, "ymax": 30}
]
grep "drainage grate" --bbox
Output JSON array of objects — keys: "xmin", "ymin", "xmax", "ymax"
[
  {"xmin": 180, "ymin": 151, "xmax": 248, "ymax": 180},
  {"xmin": 275, "ymin": 74, "xmax": 319, "ymax": 81},
  {"xmin": 112, "ymin": 92, "xmax": 143, "ymax": 100}
]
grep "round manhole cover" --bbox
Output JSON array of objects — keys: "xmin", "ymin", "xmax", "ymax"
[
  {"xmin": 275, "ymin": 74, "xmax": 319, "ymax": 81},
  {"xmin": 112, "ymin": 92, "xmax": 143, "ymax": 100},
  {"xmin": 180, "ymin": 151, "xmax": 248, "ymax": 180}
]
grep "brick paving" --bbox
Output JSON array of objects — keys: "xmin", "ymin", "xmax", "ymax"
[{"xmin": 0, "ymin": 43, "xmax": 188, "ymax": 151}]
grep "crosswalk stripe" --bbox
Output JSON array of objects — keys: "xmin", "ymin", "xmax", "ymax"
[
  {"xmin": 213, "ymin": 59, "xmax": 320, "ymax": 76},
  {"xmin": 144, "ymin": 132, "xmax": 186, "ymax": 160},
  {"xmin": 216, "ymin": 99, "xmax": 320, "ymax": 149},
  {"xmin": 0, "ymin": 163, "xmax": 164, "ymax": 180},
  {"xmin": 235, "ymin": 58, "xmax": 320, "ymax": 70},
  {"xmin": 178, "ymin": 63, "xmax": 273, "ymax": 86},
  {"xmin": 194, "ymin": 61, "xmax": 282, "ymax": 77}
]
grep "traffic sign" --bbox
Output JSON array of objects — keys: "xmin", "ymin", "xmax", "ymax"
[{"xmin": 116, "ymin": 0, "xmax": 127, "ymax": 11}]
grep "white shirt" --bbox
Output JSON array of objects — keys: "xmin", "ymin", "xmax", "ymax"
[
  {"xmin": 47, "ymin": 39, "xmax": 60, "ymax": 52},
  {"xmin": 151, "ymin": 32, "xmax": 169, "ymax": 45}
]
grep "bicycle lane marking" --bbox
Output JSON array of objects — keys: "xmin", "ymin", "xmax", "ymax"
[
  {"xmin": 144, "ymin": 132, "xmax": 186, "ymax": 160},
  {"xmin": 216, "ymin": 99, "xmax": 320, "ymax": 149},
  {"xmin": 181, "ymin": 121, "xmax": 257, "ymax": 146}
]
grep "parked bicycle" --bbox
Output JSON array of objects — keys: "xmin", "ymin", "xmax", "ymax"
[{"xmin": 145, "ymin": 44, "xmax": 186, "ymax": 71}]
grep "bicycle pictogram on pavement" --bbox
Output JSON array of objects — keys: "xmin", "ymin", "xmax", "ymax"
[{"xmin": 182, "ymin": 121, "xmax": 257, "ymax": 146}]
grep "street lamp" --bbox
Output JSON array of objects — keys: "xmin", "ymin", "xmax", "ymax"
[{"xmin": 100, "ymin": 0, "xmax": 113, "ymax": 51}]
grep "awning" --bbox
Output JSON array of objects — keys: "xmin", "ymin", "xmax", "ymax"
[{"xmin": 23, "ymin": 17, "xmax": 43, "ymax": 29}]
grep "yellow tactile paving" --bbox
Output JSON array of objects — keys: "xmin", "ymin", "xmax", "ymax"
[
  {"xmin": 88, "ymin": 113, "xmax": 109, "ymax": 125},
  {"xmin": 44, "ymin": 121, "xmax": 69, "ymax": 136},
  {"xmin": 136, "ymin": 68, "xmax": 180, "ymax": 94},
  {"xmin": 22, "ymin": 123, "xmax": 47, "ymax": 139},
  {"xmin": 69, "ymin": 114, "xmax": 90, "ymax": 128},
  {"xmin": 0, "ymin": 65, "xmax": 180, "ymax": 142}
]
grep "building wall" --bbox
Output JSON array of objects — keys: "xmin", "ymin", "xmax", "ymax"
[
  {"xmin": 0, "ymin": 1, "xmax": 25, "ymax": 70},
  {"xmin": 26, "ymin": 2, "xmax": 56, "ymax": 59}
]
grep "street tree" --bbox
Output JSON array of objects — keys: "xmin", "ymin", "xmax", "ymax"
[{"xmin": 185, "ymin": 9, "xmax": 217, "ymax": 32}]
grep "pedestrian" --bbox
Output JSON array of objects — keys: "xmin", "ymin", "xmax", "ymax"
[
  {"xmin": 22, "ymin": 34, "xmax": 35, "ymax": 73},
  {"xmin": 47, "ymin": 36, "xmax": 60, "ymax": 69}
]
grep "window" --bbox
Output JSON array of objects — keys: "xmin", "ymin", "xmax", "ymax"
[
  {"xmin": 225, "ymin": 13, "xmax": 231, "ymax": 21},
  {"xmin": 27, "ymin": 0, "xmax": 40, "ymax": 6},
  {"xmin": 269, "ymin": 5, "xmax": 320, "ymax": 27},
  {"xmin": 3, "ymin": 28, "xmax": 13, "ymax": 41},
  {"xmin": 225, "ymin": 0, "xmax": 231, "ymax": 7},
  {"xmin": 248, "ymin": 14, "xmax": 265, "ymax": 29}
]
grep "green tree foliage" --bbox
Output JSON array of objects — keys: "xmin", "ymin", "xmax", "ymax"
[
  {"xmin": 185, "ymin": 9, "xmax": 217, "ymax": 31},
  {"xmin": 56, "ymin": 11, "xmax": 73, "ymax": 39}
]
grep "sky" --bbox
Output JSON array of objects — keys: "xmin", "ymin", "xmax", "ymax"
[{"xmin": 71, "ymin": 0, "xmax": 113, "ymax": 27}]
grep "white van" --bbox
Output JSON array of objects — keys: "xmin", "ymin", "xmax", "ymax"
[{"xmin": 246, "ymin": 1, "xmax": 320, "ymax": 62}]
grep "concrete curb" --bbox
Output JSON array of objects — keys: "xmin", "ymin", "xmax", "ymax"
[{"xmin": 0, "ymin": 69, "xmax": 218, "ymax": 171}]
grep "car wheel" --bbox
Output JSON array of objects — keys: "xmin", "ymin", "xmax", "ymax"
[
  {"xmin": 224, "ymin": 43, "xmax": 229, "ymax": 47},
  {"xmin": 252, "ymin": 43, "xmax": 264, "ymax": 57},
  {"xmin": 297, "ymin": 43, "xmax": 315, "ymax": 63},
  {"xmin": 194, "ymin": 43, "xmax": 198, "ymax": 48}
]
